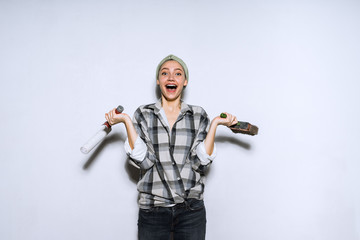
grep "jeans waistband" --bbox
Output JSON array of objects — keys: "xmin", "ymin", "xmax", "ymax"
[{"xmin": 172, "ymin": 198, "xmax": 202, "ymax": 210}]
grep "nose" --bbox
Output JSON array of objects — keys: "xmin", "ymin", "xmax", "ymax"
[{"xmin": 168, "ymin": 72, "xmax": 175, "ymax": 81}]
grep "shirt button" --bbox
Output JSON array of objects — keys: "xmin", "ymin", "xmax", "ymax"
[{"xmin": 177, "ymin": 177, "xmax": 181, "ymax": 181}]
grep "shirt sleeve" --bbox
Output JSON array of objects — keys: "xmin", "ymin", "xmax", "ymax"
[
  {"xmin": 129, "ymin": 107, "xmax": 157, "ymax": 170},
  {"xmin": 196, "ymin": 141, "xmax": 217, "ymax": 165},
  {"xmin": 188, "ymin": 107, "xmax": 215, "ymax": 173},
  {"xmin": 124, "ymin": 135, "xmax": 147, "ymax": 162}
]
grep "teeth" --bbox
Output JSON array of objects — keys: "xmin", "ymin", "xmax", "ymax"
[{"xmin": 166, "ymin": 85, "xmax": 177, "ymax": 89}]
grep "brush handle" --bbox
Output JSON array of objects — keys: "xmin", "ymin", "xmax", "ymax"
[{"xmin": 220, "ymin": 113, "xmax": 259, "ymax": 136}]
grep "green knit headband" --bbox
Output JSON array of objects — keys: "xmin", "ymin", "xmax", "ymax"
[{"xmin": 156, "ymin": 54, "xmax": 189, "ymax": 81}]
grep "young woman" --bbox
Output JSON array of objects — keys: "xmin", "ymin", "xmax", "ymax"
[{"xmin": 105, "ymin": 55, "xmax": 237, "ymax": 240}]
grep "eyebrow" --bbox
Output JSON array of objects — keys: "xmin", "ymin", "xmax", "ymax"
[{"xmin": 160, "ymin": 67, "xmax": 183, "ymax": 72}]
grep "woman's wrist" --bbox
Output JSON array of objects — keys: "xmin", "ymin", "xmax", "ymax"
[
  {"xmin": 211, "ymin": 116, "xmax": 221, "ymax": 127},
  {"xmin": 123, "ymin": 115, "xmax": 132, "ymax": 126}
]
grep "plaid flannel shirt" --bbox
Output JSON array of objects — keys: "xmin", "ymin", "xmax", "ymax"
[{"xmin": 130, "ymin": 100, "xmax": 212, "ymax": 209}]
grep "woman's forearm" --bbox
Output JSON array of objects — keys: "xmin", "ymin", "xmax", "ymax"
[
  {"xmin": 124, "ymin": 117, "xmax": 138, "ymax": 150},
  {"xmin": 203, "ymin": 113, "xmax": 238, "ymax": 155},
  {"xmin": 204, "ymin": 119, "xmax": 219, "ymax": 156}
]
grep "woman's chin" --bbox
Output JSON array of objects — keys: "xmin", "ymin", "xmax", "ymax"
[{"xmin": 162, "ymin": 93, "xmax": 181, "ymax": 102}]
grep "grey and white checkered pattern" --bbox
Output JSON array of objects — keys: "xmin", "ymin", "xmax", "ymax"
[{"xmin": 130, "ymin": 100, "xmax": 211, "ymax": 209}]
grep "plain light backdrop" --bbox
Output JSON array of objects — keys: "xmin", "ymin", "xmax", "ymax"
[{"xmin": 0, "ymin": 0, "xmax": 359, "ymax": 239}]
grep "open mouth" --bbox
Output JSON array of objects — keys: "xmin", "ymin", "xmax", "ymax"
[{"xmin": 166, "ymin": 84, "xmax": 177, "ymax": 91}]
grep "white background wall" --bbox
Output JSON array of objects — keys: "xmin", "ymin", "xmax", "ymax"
[{"xmin": 1, "ymin": 0, "xmax": 359, "ymax": 239}]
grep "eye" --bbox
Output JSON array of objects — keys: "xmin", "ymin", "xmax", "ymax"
[
  {"xmin": 161, "ymin": 72, "xmax": 168, "ymax": 76},
  {"xmin": 175, "ymin": 72, "xmax": 182, "ymax": 76}
]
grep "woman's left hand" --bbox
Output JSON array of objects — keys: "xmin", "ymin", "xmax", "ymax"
[{"xmin": 212, "ymin": 112, "xmax": 238, "ymax": 127}]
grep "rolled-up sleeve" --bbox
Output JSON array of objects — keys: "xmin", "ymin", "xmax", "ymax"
[
  {"xmin": 196, "ymin": 141, "xmax": 217, "ymax": 165},
  {"xmin": 124, "ymin": 135, "xmax": 147, "ymax": 162}
]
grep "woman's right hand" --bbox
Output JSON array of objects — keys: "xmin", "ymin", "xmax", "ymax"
[
  {"xmin": 105, "ymin": 108, "xmax": 138, "ymax": 150},
  {"xmin": 105, "ymin": 108, "xmax": 131, "ymax": 126}
]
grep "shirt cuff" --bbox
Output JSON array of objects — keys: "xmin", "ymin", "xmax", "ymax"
[
  {"xmin": 124, "ymin": 135, "xmax": 147, "ymax": 162},
  {"xmin": 196, "ymin": 141, "xmax": 217, "ymax": 165}
]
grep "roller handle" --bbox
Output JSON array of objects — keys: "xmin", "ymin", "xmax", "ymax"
[{"xmin": 104, "ymin": 105, "xmax": 124, "ymax": 128}]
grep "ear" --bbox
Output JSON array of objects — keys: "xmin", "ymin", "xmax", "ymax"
[
  {"xmin": 156, "ymin": 79, "xmax": 160, "ymax": 85},
  {"xmin": 183, "ymin": 79, "xmax": 188, "ymax": 87}
]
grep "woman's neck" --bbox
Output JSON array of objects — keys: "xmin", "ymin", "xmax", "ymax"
[
  {"xmin": 161, "ymin": 96, "xmax": 182, "ymax": 129},
  {"xmin": 161, "ymin": 96, "xmax": 181, "ymax": 112}
]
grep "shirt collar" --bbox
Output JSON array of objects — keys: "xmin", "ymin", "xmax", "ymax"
[{"xmin": 147, "ymin": 99, "xmax": 194, "ymax": 116}]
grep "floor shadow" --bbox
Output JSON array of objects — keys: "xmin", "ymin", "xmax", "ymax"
[
  {"xmin": 81, "ymin": 131, "xmax": 141, "ymax": 186},
  {"xmin": 82, "ymin": 133, "xmax": 126, "ymax": 170},
  {"xmin": 215, "ymin": 135, "xmax": 252, "ymax": 150},
  {"xmin": 205, "ymin": 135, "xmax": 251, "ymax": 178}
]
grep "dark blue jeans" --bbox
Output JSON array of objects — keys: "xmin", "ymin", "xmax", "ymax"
[{"xmin": 138, "ymin": 199, "xmax": 206, "ymax": 240}]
